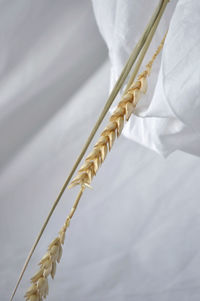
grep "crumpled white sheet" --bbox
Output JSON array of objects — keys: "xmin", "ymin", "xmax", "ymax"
[{"xmin": 92, "ymin": 0, "xmax": 200, "ymax": 157}]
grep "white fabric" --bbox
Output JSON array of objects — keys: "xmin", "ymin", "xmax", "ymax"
[
  {"xmin": 1, "ymin": 2, "xmax": 200, "ymax": 301},
  {"xmin": 92, "ymin": 0, "xmax": 200, "ymax": 157}
]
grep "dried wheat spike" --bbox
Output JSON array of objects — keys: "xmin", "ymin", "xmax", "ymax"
[
  {"xmin": 24, "ymin": 34, "xmax": 166, "ymax": 301},
  {"xmin": 25, "ymin": 233, "xmax": 65, "ymax": 301},
  {"xmin": 69, "ymin": 34, "xmax": 166, "ymax": 189},
  {"xmin": 24, "ymin": 188, "xmax": 83, "ymax": 301}
]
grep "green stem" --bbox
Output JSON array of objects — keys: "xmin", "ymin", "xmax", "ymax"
[{"xmin": 124, "ymin": 0, "xmax": 169, "ymax": 92}]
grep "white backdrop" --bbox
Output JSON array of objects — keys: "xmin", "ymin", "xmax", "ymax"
[{"xmin": 1, "ymin": 1, "xmax": 200, "ymax": 301}]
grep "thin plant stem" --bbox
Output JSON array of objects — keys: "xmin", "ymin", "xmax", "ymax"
[{"xmin": 124, "ymin": 0, "xmax": 169, "ymax": 93}]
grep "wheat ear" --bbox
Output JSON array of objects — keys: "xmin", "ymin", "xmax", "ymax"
[
  {"xmin": 24, "ymin": 34, "xmax": 166, "ymax": 301},
  {"xmin": 24, "ymin": 187, "xmax": 84, "ymax": 301},
  {"xmin": 69, "ymin": 34, "xmax": 166, "ymax": 189}
]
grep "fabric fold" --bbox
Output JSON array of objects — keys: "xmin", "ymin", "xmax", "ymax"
[{"xmin": 92, "ymin": 0, "xmax": 200, "ymax": 157}]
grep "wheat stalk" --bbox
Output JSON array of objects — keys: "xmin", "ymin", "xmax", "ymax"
[{"xmin": 24, "ymin": 34, "xmax": 166, "ymax": 301}]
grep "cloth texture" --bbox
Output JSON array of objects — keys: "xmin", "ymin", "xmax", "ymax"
[{"xmin": 92, "ymin": 0, "xmax": 200, "ymax": 157}]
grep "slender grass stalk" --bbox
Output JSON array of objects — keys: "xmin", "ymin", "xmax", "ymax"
[
  {"xmin": 124, "ymin": 0, "xmax": 169, "ymax": 93},
  {"xmin": 10, "ymin": 1, "xmax": 169, "ymax": 300}
]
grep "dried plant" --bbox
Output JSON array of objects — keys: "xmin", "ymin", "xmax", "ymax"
[
  {"xmin": 69, "ymin": 34, "xmax": 166, "ymax": 189},
  {"xmin": 11, "ymin": 3, "xmax": 170, "ymax": 301},
  {"xmin": 24, "ymin": 34, "xmax": 166, "ymax": 301},
  {"xmin": 24, "ymin": 188, "xmax": 84, "ymax": 301}
]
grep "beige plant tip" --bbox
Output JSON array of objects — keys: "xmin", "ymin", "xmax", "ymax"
[
  {"xmin": 57, "ymin": 245, "xmax": 63, "ymax": 263},
  {"xmin": 31, "ymin": 269, "xmax": 43, "ymax": 283},
  {"xmin": 83, "ymin": 171, "xmax": 91, "ymax": 183},
  {"xmin": 123, "ymin": 93, "xmax": 133, "ymax": 102},
  {"xmin": 85, "ymin": 169, "xmax": 91, "ymax": 184},
  {"xmin": 113, "ymin": 106, "xmax": 125, "ymax": 117},
  {"xmin": 87, "ymin": 149, "xmax": 100, "ymax": 160},
  {"xmin": 79, "ymin": 160, "xmax": 94, "ymax": 173},
  {"xmin": 96, "ymin": 135, "xmax": 109, "ymax": 145},
  {"xmin": 51, "ymin": 262, "xmax": 56, "ymax": 279},
  {"xmin": 41, "ymin": 257, "xmax": 51, "ymax": 269},
  {"xmin": 141, "ymin": 77, "xmax": 148, "ymax": 93},
  {"xmin": 43, "ymin": 267, "xmax": 51, "ymax": 278},
  {"xmin": 39, "ymin": 253, "xmax": 50, "ymax": 265},
  {"xmin": 48, "ymin": 237, "xmax": 59, "ymax": 250},
  {"xmin": 50, "ymin": 245, "xmax": 60, "ymax": 262},
  {"xmin": 68, "ymin": 182, "xmax": 77, "ymax": 189},
  {"xmin": 83, "ymin": 183, "xmax": 93, "ymax": 189},
  {"xmin": 28, "ymin": 294, "xmax": 40, "ymax": 301},
  {"xmin": 133, "ymin": 88, "xmax": 141, "ymax": 105},
  {"xmin": 89, "ymin": 167, "xmax": 95, "ymax": 181},
  {"xmin": 125, "ymin": 102, "xmax": 134, "ymax": 121},
  {"xmin": 37, "ymin": 277, "xmax": 48, "ymax": 298},
  {"xmin": 68, "ymin": 178, "xmax": 81, "ymax": 188},
  {"xmin": 108, "ymin": 131, "xmax": 116, "ymax": 150},
  {"xmin": 100, "ymin": 144, "xmax": 107, "ymax": 161},
  {"xmin": 68, "ymin": 171, "xmax": 88, "ymax": 188},
  {"xmin": 24, "ymin": 284, "xmax": 37, "ymax": 297},
  {"xmin": 108, "ymin": 121, "xmax": 118, "ymax": 131},
  {"xmin": 116, "ymin": 116, "xmax": 124, "ymax": 136},
  {"xmin": 92, "ymin": 157, "xmax": 99, "ymax": 173},
  {"xmin": 129, "ymin": 80, "xmax": 140, "ymax": 90},
  {"xmin": 89, "ymin": 163, "xmax": 95, "ymax": 177}
]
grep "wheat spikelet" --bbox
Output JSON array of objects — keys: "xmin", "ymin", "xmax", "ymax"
[
  {"xmin": 24, "ymin": 188, "xmax": 84, "ymax": 301},
  {"xmin": 69, "ymin": 34, "xmax": 166, "ymax": 189}
]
